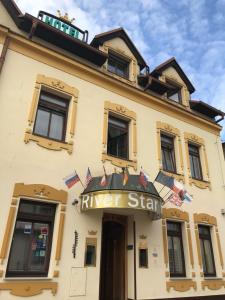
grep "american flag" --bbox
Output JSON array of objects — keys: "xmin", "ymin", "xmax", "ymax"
[
  {"xmin": 167, "ymin": 192, "xmax": 183, "ymax": 207},
  {"xmin": 85, "ymin": 167, "xmax": 93, "ymax": 187}
]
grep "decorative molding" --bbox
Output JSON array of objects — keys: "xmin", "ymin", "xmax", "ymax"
[
  {"xmin": 88, "ymin": 230, "xmax": 97, "ymax": 236},
  {"xmin": 102, "ymin": 154, "xmax": 137, "ymax": 170},
  {"xmin": 200, "ymin": 272, "xmax": 204, "ymax": 277},
  {"xmin": 61, "ymin": 205, "xmax": 66, "ymax": 212},
  {"xmin": 139, "ymin": 235, "xmax": 147, "ymax": 240},
  {"xmin": 194, "ymin": 213, "xmax": 217, "ymax": 226},
  {"xmin": 162, "ymin": 220, "xmax": 169, "ymax": 267},
  {"xmin": 0, "ymin": 281, "xmax": 57, "ymax": 296},
  {"xmin": 222, "ymin": 272, "xmax": 225, "ymax": 277},
  {"xmin": 102, "ymin": 101, "xmax": 137, "ymax": 170},
  {"xmin": 184, "ymin": 132, "xmax": 211, "ymax": 188},
  {"xmin": 162, "ymin": 208, "xmax": 189, "ymax": 222},
  {"xmin": 187, "ymin": 224, "xmax": 194, "ymax": 268},
  {"xmin": 53, "ymin": 270, "xmax": 60, "ymax": 278},
  {"xmin": 201, "ymin": 280, "xmax": 225, "ymax": 291},
  {"xmin": 24, "ymin": 132, "xmax": 73, "ymax": 154},
  {"xmin": 192, "ymin": 272, "xmax": 196, "ymax": 278},
  {"xmin": 165, "ymin": 271, "xmax": 170, "ymax": 277},
  {"xmin": 11, "ymin": 198, "xmax": 18, "ymax": 206},
  {"xmin": 216, "ymin": 230, "xmax": 224, "ymax": 269},
  {"xmin": 55, "ymin": 213, "xmax": 65, "ymax": 264},
  {"xmin": 166, "ymin": 280, "xmax": 197, "ymax": 292},
  {"xmin": 195, "ymin": 225, "xmax": 202, "ymax": 268},
  {"xmin": 189, "ymin": 178, "xmax": 211, "ymax": 190},
  {"xmin": 156, "ymin": 121, "xmax": 184, "ymax": 175},
  {"xmin": 25, "ymin": 74, "xmax": 78, "ymax": 152},
  {"xmin": 0, "ymin": 270, "xmax": 3, "ymax": 277},
  {"xmin": 0, "ymin": 206, "xmax": 16, "ymax": 262},
  {"xmin": 13, "ymin": 183, "xmax": 67, "ymax": 204}
]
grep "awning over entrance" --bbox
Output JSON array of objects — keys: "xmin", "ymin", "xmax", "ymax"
[{"xmin": 80, "ymin": 174, "xmax": 163, "ymax": 220}]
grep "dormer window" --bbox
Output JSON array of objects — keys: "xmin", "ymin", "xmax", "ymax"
[
  {"xmin": 166, "ymin": 80, "xmax": 182, "ymax": 104},
  {"xmin": 107, "ymin": 51, "xmax": 129, "ymax": 79}
]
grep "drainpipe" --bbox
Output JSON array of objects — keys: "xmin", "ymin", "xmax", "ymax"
[{"xmin": 0, "ymin": 36, "xmax": 10, "ymax": 75}]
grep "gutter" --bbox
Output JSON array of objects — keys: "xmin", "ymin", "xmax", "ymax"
[{"xmin": 0, "ymin": 36, "xmax": 10, "ymax": 75}]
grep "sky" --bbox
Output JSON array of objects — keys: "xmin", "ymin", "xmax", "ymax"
[{"xmin": 15, "ymin": 0, "xmax": 225, "ymax": 139}]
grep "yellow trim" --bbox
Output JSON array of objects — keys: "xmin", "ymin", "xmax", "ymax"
[
  {"xmin": 162, "ymin": 220, "xmax": 169, "ymax": 268},
  {"xmin": 0, "ymin": 207, "xmax": 16, "ymax": 263},
  {"xmin": 201, "ymin": 280, "xmax": 225, "ymax": 290},
  {"xmin": 0, "ymin": 270, "xmax": 3, "ymax": 278},
  {"xmin": 156, "ymin": 121, "xmax": 184, "ymax": 181},
  {"xmin": 24, "ymin": 132, "xmax": 73, "ymax": 154},
  {"xmin": 53, "ymin": 270, "xmax": 60, "ymax": 278},
  {"xmin": 162, "ymin": 208, "xmax": 195, "ymax": 271},
  {"xmin": 194, "ymin": 224, "xmax": 202, "ymax": 268},
  {"xmin": 55, "ymin": 213, "xmax": 65, "ymax": 264},
  {"xmin": 1, "ymin": 28, "xmax": 220, "ymax": 136},
  {"xmin": 184, "ymin": 132, "xmax": 211, "ymax": 189},
  {"xmin": 25, "ymin": 74, "xmax": 78, "ymax": 153},
  {"xmin": 13, "ymin": 183, "xmax": 67, "ymax": 204},
  {"xmin": 194, "ymin": 213, "xmax": 224, "ymax": 271},
  {"xmin": 102, "ymin": 101, "xmax": 137, "ymax": 169},
  {"xmin": 166, "ymin": 280, "xmax": 197, "ymax": 292},
  {"xmin": 0, "ymin": 281, "xmax": 57, "ymax": 296}
]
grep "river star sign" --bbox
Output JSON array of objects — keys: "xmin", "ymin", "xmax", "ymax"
[{"xmin": 81, "ymin": 191, "xmax": 161, "ymax": 215}]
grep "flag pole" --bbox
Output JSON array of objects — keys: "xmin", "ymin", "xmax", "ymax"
[{"xmin": 76, "ymin": 170, "xmax": 85, "ymax": 188}]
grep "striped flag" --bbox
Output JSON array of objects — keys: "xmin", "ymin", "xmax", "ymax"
[
  {"xmin": 100, "ymin": 165, "xmax": 107, "ymax": 186},
  {"xmin": 63, "ymin": 171, "xmax": 80, "ymax": 188},
  {"xmin": 139, "ymin": 169, "xmax": 148, "ymax": 188},
  {"xmin": 122, "ymin": 167, "xmax": 129, "ymax": 186},
  {"xmin": 85, "ymin": 167, "xmax": 93, "ymax": 187}
]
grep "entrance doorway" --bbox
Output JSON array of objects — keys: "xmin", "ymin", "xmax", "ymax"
[{"xmin": 100, "ymin": 214, "xmax": 127, "ymax": 300}]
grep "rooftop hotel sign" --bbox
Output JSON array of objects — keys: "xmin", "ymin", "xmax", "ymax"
[
  {"xmin": 81, "ymin": 190, "xmax": 162, "ymax": 218},
  {"xmin": 38, "ymin": 11, "xmax": 89, "ymax": 43}
]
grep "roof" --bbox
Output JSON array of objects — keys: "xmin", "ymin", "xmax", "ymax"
[
  {"xmin": 91, "ymin": 27, "xmax": 147, "ymax": 70},
  {"xmin": 190, "ymin": 100, "xmax": 224, "ymax": 121},
  {"xmin": 151, "ymin": 57, "xmax": 195, "ymax": 94},
  {"xmin": 1, "ymin": 0, "xmax": 22, "ymax": 26},
  {"xmin": 82, "ymin": 173, "xmax": 161, "ymax": 199}
]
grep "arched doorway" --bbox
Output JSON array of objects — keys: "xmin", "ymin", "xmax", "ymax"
[{"xmin": 100, "ymin": 214, "xmax": 127, "ymax": 300}]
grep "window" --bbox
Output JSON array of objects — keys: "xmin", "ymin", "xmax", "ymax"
[
  {"xmin": 188, "ymin": 143, "xmax": 203, "ymax": 180},
  {"xmin": 198, "ymin": 225, "xmax": 216, "ymax": 277},
  {"xmin": 85, "ymin": 238, "xmax": 97, "ymax": 267},
  {"xmin": 166, "ymin": 81, "xmax": 182, "ymax": 103},
  {"xmin": 139, "ymin": 248, "xmax": 148, "ymax": 268},
  {"xmin": 107, "ymin": 52, "xmax": 129, "ymax": 79},
  {"xmin": 107, "ymin": 115, "xmax": 129, "ymax": 160},
  {"xmin": 167, "ymin": 221, "xmax": 186, "ymax": 277},
  {"xmin": 6, "ymin": 200, "xmax": 56, "ymax": 277},
  {"xmin": 161, "ymin": 134, "xmax": 176, "ymax": 173},
  {"xmin": 33, "ymin": 91, "xmax": 68, "ymax": 142}
]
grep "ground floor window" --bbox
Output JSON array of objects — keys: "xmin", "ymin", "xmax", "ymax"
[
  {"xmin": 167, "ymin": 221, "xmax": 186, "ymax": 277},
  {"xmin": 199, "ymin": 225, "xmax": 216, "ymax": 277},
  {"xmin": 6, "ymin": 200, "xmax": 56, "ymax": 277}
]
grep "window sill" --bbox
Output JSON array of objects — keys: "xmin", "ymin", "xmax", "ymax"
[
  {"xmin": 189, "ymin": 177, "xmax": 211, "ymax": 190},
  {"xmin": 24, "ymin": 131, "xmax": 73, "ymax": 154},
  {"xmin": 160, "ymin": 169, "xmax": 185, "ymax": 183},
  {"xmin": 102, "ymin": 153, "xmax": 137, "ymax": 170},
  {"xmin": 166, "ymin": 278, "xmax": 197, "ymax": 292},
  {"xmin": 201, "ymin": 278, "xmax": 225, "ymax": 291},
  {"xmin": 0, "ymin": 280, "xmax": 58, "ymax": 297}
]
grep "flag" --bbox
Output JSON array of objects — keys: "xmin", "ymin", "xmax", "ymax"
[
  {"xmin": 155, "ymin": 171, "xmax": 174, "ymax": 188},
  {"xmin": 100, "ymin": 165, "xmax": 107, "ymax": 187},
  {"xmin": 139, "ymin": 169, "xmax": 148, "ymax": 188},
  {"xmin": 63, "ymin": 171, "xmax": 80, "ymax": 188},
  {"xmin": 171, "ymin": 179, "xmax": 184, "ymax": 194},
  {"xmin": 85, "ymin": 167, "xmax": 93, "ymax": 188},
  {"xmin": 183, "ymin": 191, "xmax": 193, "ymax": 202},
  {"xmin": 122, "ymin": 167, "xmax": 129, "ymax": 186},
  {"xmin": 167, "ymin": 192, "xmax": 183, "ymax": 207}
]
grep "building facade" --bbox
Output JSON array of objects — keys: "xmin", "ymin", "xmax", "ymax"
[{"xmin": 1, "ymin": 1, "xmax": 225, "ymax": 300}]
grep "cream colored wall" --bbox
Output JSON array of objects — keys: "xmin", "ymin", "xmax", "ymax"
[
  {"xmin": 0, "ymin": 3, "xmax": 24, "ymax": 35},
  {"xmin": 0, "ymin": 46, "xmax": 225, "ymax": 300}
]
